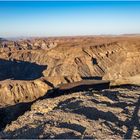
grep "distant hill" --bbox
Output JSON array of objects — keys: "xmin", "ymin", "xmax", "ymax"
[
  {"xmin": 0, "ymin": 38, "xmax": 7, "ymax": 42},
  {"xmin": 121, "ymin": 33, "xmax": 140, "ymax": 37}
]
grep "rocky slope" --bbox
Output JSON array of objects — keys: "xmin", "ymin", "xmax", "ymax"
[
  {"xmin": 0, "ymin": 36, "xmax": 140, "ymax": 139},
  {"xmin": 0, "ymin": 86, "xmax": 140, "ymax": 139}
]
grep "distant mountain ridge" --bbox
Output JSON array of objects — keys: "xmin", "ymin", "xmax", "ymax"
[{"xmin": 0, "ymin": 38, "xmax": 7, "ymax": 42}]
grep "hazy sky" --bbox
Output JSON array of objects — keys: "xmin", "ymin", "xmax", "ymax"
[{"xmin": 0, "ymin": 1, "xmax": 140, "ymax": 37}]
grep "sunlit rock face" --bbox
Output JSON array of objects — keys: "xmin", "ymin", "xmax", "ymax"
[
  {"xmin": 0, "ymin": 36, "xmax": 140, "ymax": 139},
  {"xmin": 0, "ymin": 36, "xmax": 140, "ymax": 106}
]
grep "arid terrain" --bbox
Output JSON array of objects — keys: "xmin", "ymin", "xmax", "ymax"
[{"xmin": 0, "ymin": 35, "xmax": 140, "ymax": 139}]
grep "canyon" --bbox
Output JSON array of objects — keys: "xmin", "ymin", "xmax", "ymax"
[{"xmin": 0, "ymin": 35, "xmax": 140, "ymax": 139}]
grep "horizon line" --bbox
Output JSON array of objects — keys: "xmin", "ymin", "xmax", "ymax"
[{"xmin": 1, "ymin": 33, "xmax": 140, "ymax": 39}]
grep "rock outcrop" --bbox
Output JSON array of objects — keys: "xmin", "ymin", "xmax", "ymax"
[{"xmin": 0, "ymin": 86, "xmax": 140, "ymax": 139}]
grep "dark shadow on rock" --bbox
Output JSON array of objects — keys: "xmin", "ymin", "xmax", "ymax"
[
  {"xmin": 103, "ymin": 121, "xmax": 125, "ymax": 136},
  {"xmin": 54, "ymin": 131, "xmax": 94, "ymax": 139},
  {"xmin": 92, "ymin": 57, "xmax": 98, "ymax": 65},
  {"xmin": 0, "ymin": 102, "xmax": 33, "ymax": 130},
  {"xmin": 58, "ymin": 99, "xmax": 83, "ymax": 111},
  {"xmin": 81, "ymin": 76, "xmax": 102, "ymax": 80},
  {"xmin": 59, "ymin": 100, "xmax": 124, "ymax": 126},
  {"xmin": 73, "ymin": 106, "xmax": 124, "ymax": 126},
  {"xmin": 54, "ymin": 132, "xmax": 81, "ymax": 139},
  {"xmin": 0, "ymin": 58, "xmax": 47, "ymax": 80},
  {"xmin": 124, "ymin": 96, "xmax": 140, "ymax": 139},
  {"xmin": 42, "ymin": 79, "xmax": 54, "ymax": 88},
  {"xmin": 91, "ymin": 98, "xmax": 134, "ymax": 110},
  {"xmin": 0, "ymin": 124, "xmax": 45, "ymax": 139},
  {"xmin": 101, "ymin": 90, "xmax": 120, "ymax": 101},
  {"xmin": 57, "ymin": 80, "xmax": 110, "ymax": 94},
  {"xmin": 58, "ymin": 98, "xmax": 128, "ymax": 137},
  {"xmin": 38, "ymin": 80, "xmax": 110, "ymax": 100},
  {"xmin": 58, "ymin": 122, "xmax": 86, "ymax": 133},
  {"xmin": 111, "ymin": 84, "xmax": 140, "ymax": 91}
]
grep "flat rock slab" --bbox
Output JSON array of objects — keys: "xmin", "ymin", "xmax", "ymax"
[{"xmin": 57, "ymin": 80, "xmax": 110, "ymax": 93}]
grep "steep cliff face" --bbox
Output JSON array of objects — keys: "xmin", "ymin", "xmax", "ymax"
[
  {"xmin": 0, "ymin": 36, "xmax": 140, "ymax": 106},
  {"xmin": 1, "ymin": 37, "xmax": 140, "ymax": 80},
  {"xmin": 0, "ymin": 76, "xmax": 71, "ymax": 107},
  {"xmin": 0, "ymin": 79, "xmax": 48, "ymax": 106}
]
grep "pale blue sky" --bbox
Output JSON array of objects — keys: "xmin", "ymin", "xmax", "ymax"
[{"xmin": 0, "ymin": 1, "xmax": 140, "ymax": 38}]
